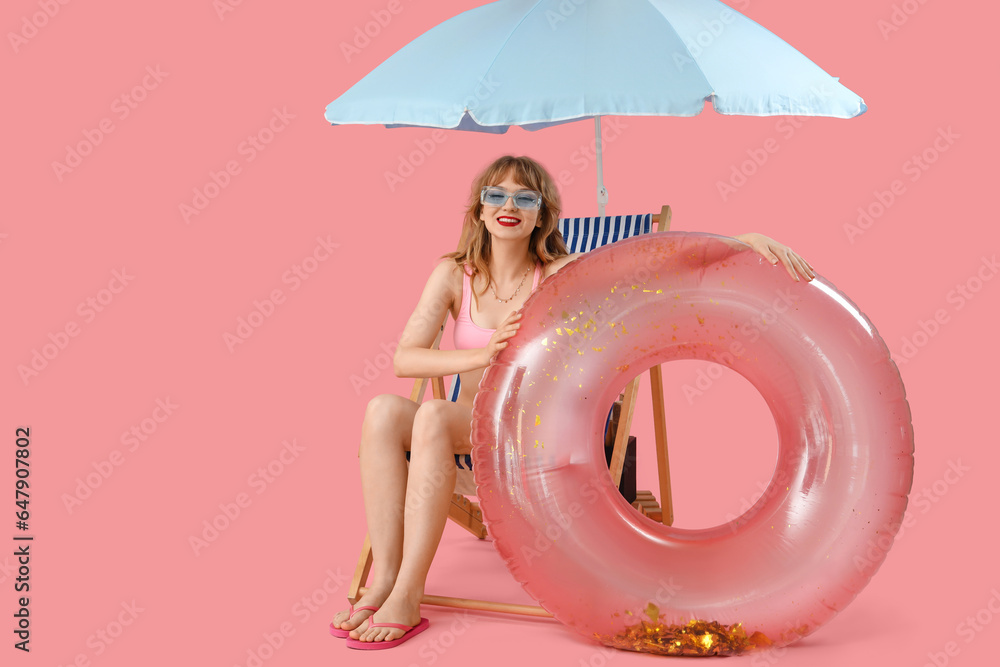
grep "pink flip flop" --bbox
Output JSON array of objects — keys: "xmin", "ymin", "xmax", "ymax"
[
  {"xmin": 329, "ymin": 605, "xmax": 379, "ymax": 638},
  {"xmin": 345, "ymin": 617, "xmax": 430, "ymax": 650}
]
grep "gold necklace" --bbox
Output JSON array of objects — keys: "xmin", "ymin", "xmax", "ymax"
[{"xmin": 491, "ymin": 264, "xmax": 532, "ymax": 303}]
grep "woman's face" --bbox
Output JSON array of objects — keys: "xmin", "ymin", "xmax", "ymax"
[{"xmin": 479, "ymin": 172, "xmax": 542, "ymax": 243}]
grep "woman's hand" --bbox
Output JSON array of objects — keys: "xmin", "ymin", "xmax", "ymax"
[
  {"xmin": 481, "ymin": 311, "xmax": 522, "ymax": 366},
  {"xmin": 735, "ymin": 233, "xmax": 815, "ymax": 282}
]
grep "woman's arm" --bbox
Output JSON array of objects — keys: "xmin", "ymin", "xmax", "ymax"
[
  {"xmin": 393, "ymin": 260, "xmax": 480, "ymax": 378},
  {"xmin": 734, "ymin": 232, "xmax": 815, "ymax": 282},
  {"xmin": 549, "ymin": 238, "xmax": 812, "ymax": 283},
  {"xmin": 392, "ymin": 260, "xmax": 522, "ymax": 378},
  {"xmin": 544, "ymin": 252, "xmax": 585, "ymax": 277}
]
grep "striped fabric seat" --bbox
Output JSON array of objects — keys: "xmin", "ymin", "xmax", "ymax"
[
  {"xmin": 559, "ymin": 212, "xmax": 653, "ymax": 253},
  {"xmin": 417, "ymin": 213, "xmax": 653, "ymax": 480},
  {"xmin": 406, "ymin": 450, "xmax": 474, "ymax": 471}
]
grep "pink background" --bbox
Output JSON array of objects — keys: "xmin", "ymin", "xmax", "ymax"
[{"xmin": 4, "ymin": 1, "xmax": 996, "ymax": 665}]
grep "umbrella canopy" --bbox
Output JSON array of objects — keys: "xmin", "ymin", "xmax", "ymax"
[{"xmin": 325, "ymin": 0, "xmax": 866, "ymax": 213}]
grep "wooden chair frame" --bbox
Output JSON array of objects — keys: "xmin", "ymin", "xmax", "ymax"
[{"xmin": 348, "ymin": 206, "xmax": 675, "ymax": 617}]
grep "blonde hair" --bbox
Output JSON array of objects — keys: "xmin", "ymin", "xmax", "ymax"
[{"xmin": 443, "ymin": 155, "xmax": 568, "ymax": 307}]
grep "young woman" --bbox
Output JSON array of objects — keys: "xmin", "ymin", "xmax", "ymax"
[{"xmin": 332, "ymin": 155, "xmax": 815, "ymax": 647}]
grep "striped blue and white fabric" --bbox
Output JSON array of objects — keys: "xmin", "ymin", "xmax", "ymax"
[{"xmin": 559, "ymin": 213, "xmax": 653, "ymax": 254}]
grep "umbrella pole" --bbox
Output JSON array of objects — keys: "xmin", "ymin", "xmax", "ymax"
[{"xmin": 595, "ymin": 116, "xmax": 608, "ymax": 219}]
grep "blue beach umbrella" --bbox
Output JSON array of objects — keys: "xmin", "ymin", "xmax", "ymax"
[{"xmin": 326, "ymin": 0, "xmax": 866, "ymax": 216}]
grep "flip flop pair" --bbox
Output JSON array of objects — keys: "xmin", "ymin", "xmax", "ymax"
[
  {"xmin": 346, "ymin": 617, "xmax": 430, "ymax": 650},
  {"xmin": 329, "ymin": 605, "xmax": 379, "ymax": 638}
]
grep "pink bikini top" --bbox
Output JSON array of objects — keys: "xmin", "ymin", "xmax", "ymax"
[{"xmin": 454, "ymin": 263, "xmax": 542, "ymax": 351}]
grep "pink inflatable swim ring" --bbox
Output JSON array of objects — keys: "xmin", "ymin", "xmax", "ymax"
[{"xmin": 471, "ymin": 232, "xmax": 914, "ymax": 656}]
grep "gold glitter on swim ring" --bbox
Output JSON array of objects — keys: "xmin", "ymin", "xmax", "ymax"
[{"xmin": 596, "ymin": 605, "xmax": 772, "ymax": 657}]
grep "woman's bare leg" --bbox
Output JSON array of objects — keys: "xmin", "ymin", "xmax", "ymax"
[
  {"xmin": 331, "ymin": 393, "xmax": 419, "ymax": 632},
  {"xmin": 351, "ymin": 398, "xmax": 472, "ymax": 643}
]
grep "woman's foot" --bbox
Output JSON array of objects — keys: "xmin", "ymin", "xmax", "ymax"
[
  {"xmin": 331, "ymin": 590, "xmax": 389, "ymax": 633},
  {"xmin": 349, "ymin": 588, "xmax": 423, "ymax": 644}
]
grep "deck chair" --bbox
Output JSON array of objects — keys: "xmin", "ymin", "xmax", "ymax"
[{"xmin": 348, "ymin": 206, "xmax": 676, "ymax": 618}]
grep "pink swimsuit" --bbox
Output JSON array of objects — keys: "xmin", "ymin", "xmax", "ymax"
[{"xmin": 454, "ymin": 263, "xmax": 542, "ymax": 350}]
